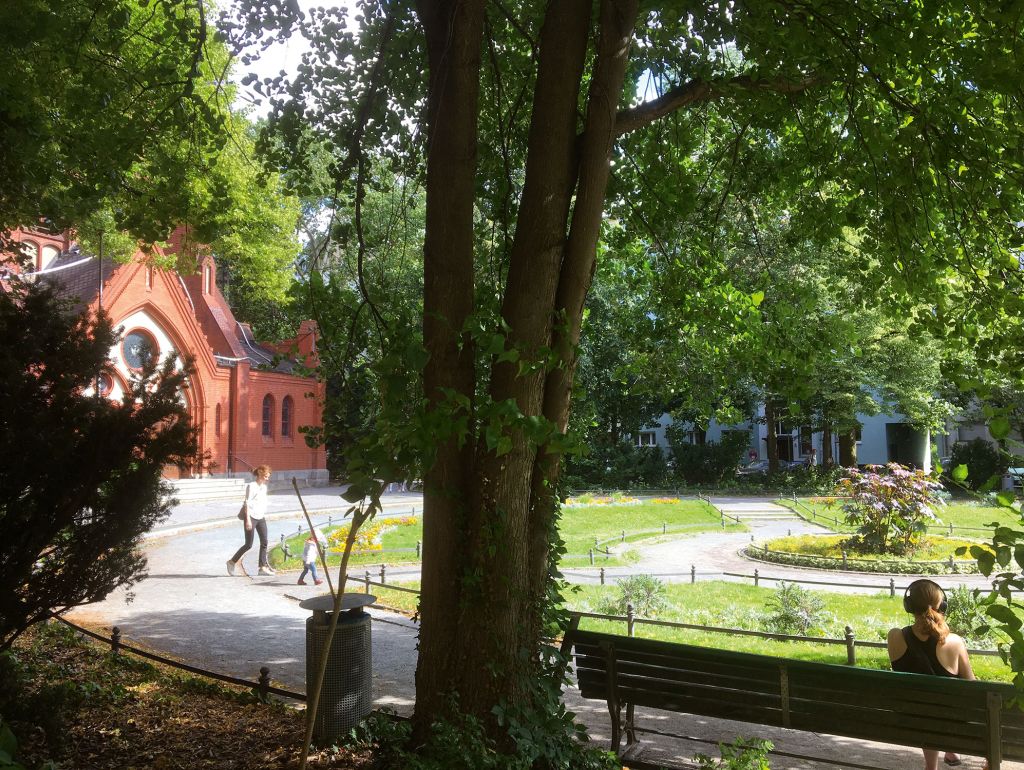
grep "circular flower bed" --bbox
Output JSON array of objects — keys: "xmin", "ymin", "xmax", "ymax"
[{"xmin": 745, "ymin": 534, "xmax": 983, "ymax": 575}]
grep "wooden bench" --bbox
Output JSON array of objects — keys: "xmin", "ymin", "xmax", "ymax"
[{"xmin": 563, "ymin": 620, "xmax": 1024, "ymax": 768}]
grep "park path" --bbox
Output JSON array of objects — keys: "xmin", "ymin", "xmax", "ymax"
[{"xmin": 64, "ymin": 492, "xmax": 1007, "ymax": 769}]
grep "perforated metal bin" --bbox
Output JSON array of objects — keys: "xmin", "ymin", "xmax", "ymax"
[{"xmin": 300, "ymin": 593, "xmax": 375, "ymax": 744}]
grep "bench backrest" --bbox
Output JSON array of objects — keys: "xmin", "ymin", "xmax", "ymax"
[{"xmin": 570, "ymin": 628, "xmax": 1024, "ymax": 762}]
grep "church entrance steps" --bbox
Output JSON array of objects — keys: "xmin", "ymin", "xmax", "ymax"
[{"xmin": 166, "ymin": 477, "xmax": 247, "ymax": 503}]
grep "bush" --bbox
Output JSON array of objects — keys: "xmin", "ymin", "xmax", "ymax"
[
  {"xmin": 838, "ymin": 464, "xmax": 944, "ymax": 554},
  {"xmin": 667, "ymin": 429, "xmax": 749, "ymax": 485},
  {"xmin": 603, "ymin": 574, "xmax": 669, "ymax": 618},
  {"xmin": 562, "ymin": 443, "xmax": 670, "ymax": 490},
  {"xmin": 762, "ymin": 583, "xmax": 827, "ymax": 636},
  {"xmin": 694, "ymin": 737, "xmax": 774, "ymax": 769},
  {"xmin": 945, "ymin": 585, "xmax": 992, "ymax": 646},
  {"xmin": 948, "ymin": 438, "xmax": 1008, "ymax": 491}
]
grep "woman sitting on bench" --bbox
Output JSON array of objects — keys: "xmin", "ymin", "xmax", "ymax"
[{"xmin": 887, "ymin": 578, "xmax": 979, "ymax": 770}]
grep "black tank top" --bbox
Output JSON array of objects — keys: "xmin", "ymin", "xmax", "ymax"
[{"xmin": 891, "ymin": 626, "xmax": 956, "ymax": 677}]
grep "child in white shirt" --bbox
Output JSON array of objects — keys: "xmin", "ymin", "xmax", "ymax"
[{"xmin": 298, "ymin": 528, "xmax": 325, "ymax": 586}]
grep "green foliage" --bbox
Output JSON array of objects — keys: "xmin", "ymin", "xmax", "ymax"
[
  {"xmin": 948, "ymin": 439, "xmax": 1008, "ymax": 492},
  {"xmin": 0, "ymin": 279, "xmax": 198, "ymax": 651},
  {"xmin": 945, "ymin": 586, "xmax": 992, "ymax": 646},
  {"xmin": 762, "ymin": 583, "xmax": 827, "ymax": 636},
  {"xmin": 603, "ymin": 575, "xmax": 670, "ymax": 618},
  {"xmin": 839, "ymin": 464, "xmax": 945, "ymax": 554},
  {"xmin": 563, "ymin": 443, "xmax": 669, "ymax": 489},
  {"xmin": 694, "ymin": 737, "xmax": 774, "ymax": 770},
  {"xmin": 667, "ymin": 429, "xmax": 750, "ymax": 485}
]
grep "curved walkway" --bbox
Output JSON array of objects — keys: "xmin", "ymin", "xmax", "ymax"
[{"xmin": 66, "ymin": 492, "xmax": 1007, "ymax": 770}]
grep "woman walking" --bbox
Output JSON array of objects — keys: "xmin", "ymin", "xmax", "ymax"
[
  {"xmin": 887, "ymin": 579, "xmax": 980, "ymax": 770},
  {"xmin": 226, "ymin": 465, "xmax": 275, "ymax": 576}
]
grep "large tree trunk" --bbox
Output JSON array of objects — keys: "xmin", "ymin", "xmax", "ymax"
[
  {"xmin": 764, "ymin": 399, "xmax": 779, "ymax": 473},
  {"xmin": 838, "ymin": 429, "xmax": 858, "ymax": 467},
  {"xmin": 414, "ymin": 0, "xmax": 484, "ymax": 736}
]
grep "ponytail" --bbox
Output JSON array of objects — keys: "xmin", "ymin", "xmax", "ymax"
[{"xmin": 922, "ymin": 606, "xmax": 950, "ymax": 645}]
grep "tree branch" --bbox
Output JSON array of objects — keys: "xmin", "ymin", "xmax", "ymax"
[{"xmin": 614, "ymin": 73, "xmax": 824, "ymax": 136}]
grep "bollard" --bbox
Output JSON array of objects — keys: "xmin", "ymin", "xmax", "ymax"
[
  {"xmin": 111, "ymin": 626, "xmax": 121, "ymax": 656},
  {"xmin": 691, "ymin": 564, "xmax": 696, "ymax": 584},
  {"xmin": 600, "ymin": 567, "xmax": 606, "ymax": 585},
  {"xmin": 754, "ymin": 569, "xmax": 760, "ymax": 587},
  {"xmin": 889, "ymin": 577, "xmax": 896, "ymax": 598},
  {"xmin": 842, "ymin": 550, "xmax": 848, "ymax": 569},
  {"xmin": 663, "ymin": 522, "xmax": 667, "ymax": 534},
  {"xmin": 845, "ymin": 626, "xmax": 856, "ymax": 665},
  {"xmin": 589, "ymin": 549, "xmax": 594, "ymax": 565},
  {"xmin": 258, "ymin": 666, "xmax": 271, "ymax": 701},
  {"xmin": 621, "ymin": 530, "xmax": 626, "ymax": 543},
  {"xmin": 364, "ymin": 570, "xmax": 371, "ymax": 594},
  {"xmin": 626, "ymin": 603, "xmax": 635, "ymax": 637},
  {"xmin": 416, "ymin": 541, "xmax": 422, "ymax": 559},
  {"xmin": 379, "ymin": 564, "xmax": 386, "ymax": 584}
]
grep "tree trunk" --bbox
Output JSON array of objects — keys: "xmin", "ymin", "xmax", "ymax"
[
  {"xmin": 838, "ymin": 430, "xmax": 858, "ymax": 467},
  {"xmin": 764, "ymin": 399, "xmax": 779, "ymax": 473},
  {"xmin": 414, "ymin": 0, "xmax": 484, "ymax": 736},
  {"xmin": 821, "ymin": 423, "xmax": 834, "ymax": 468}
]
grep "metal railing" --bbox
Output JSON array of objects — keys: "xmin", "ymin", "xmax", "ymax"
[
  {"xmin": 53, "ymin": 615, "xmax": 305, "ymax": 701},
  {"xmin": 788, "ymin": 495, "xmax": 1005, "ymax": 536}
]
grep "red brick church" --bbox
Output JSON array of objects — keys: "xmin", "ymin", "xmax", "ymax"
[{"xmin": 7, "ymin": 226, "xmax": 327, "ymax": 482}]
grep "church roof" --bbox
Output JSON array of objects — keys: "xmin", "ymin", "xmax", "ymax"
[{"xmin": 39, "ymin": 249, "xmax": 117, "ymax": 312}]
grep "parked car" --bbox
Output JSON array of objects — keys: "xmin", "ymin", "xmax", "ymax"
[{"xmin": 737, "ymin": 459, "xmax": 804, "ymax": 475}]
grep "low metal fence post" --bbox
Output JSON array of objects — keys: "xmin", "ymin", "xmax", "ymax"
[
  {"xmin": 788, "ymin": 529, "xmax": 792, "ymax": 537},
  {"xmin": 691, "ymin": 564, "xmax": 696, "ymax": 584},
  {"xmin": 842, "ymin": 551, "xmax": 848, "ymax": 569},
  {"xmin": 663, "ymin": 522, "xmax": 667, "ymax": 534},
  {"xmin": 364, "ymin": 570, "xmax": 371, "ymax": 594},
  {"xmin": 890, "ymin": 578, "xmax": 896, "ymax": 598},
  {"xmin": 258, "ymin": 666, "xmax": 270, "ymax": 701},
  {"xmin": 621, "ymin": 530, "xmax": 626, "ymax": 543},
  {"xmin": 949, "ymin": 523, "xmax": 954, "ymax": 536},
  {"xmin": 589, "ymin": 549, "xmax": 595, "ymax": 565},
  {"xmin": 754, "ymin": 569, "xmax": 760, "ymax": 587},
  {"xmin": 111, "ymin": 626, "xmax": 121, "ymax": 656},
  {"xmin": 379, "ymin": 564, "xmax": 386, "ymax": 584},
  {"xmin": 949, "ymin": 555, "xmax": 956, "ymax": 573},
  {"xmin": 328, "ymin": 515, "xmax": 333, "ymax": 527},
  {"xmin": 845, "ymin": 626, "xmax": 856, "ymax": 665},
  {"xmin": 600, "ymin": 567, "xmax": 606, "ymax": 586},
  {"xmin": 416, "ymin": 540, "xmax": 422, "ymax": 559},
  {"xmin": 279, "ymin": 533, "xmax": 285, "ymax": 546},
  {"xmin": 627, "ymin": 603, "xmax": 635, "ymax": 637}
]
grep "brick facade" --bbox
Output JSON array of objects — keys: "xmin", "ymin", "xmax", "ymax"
[{"xmin": 7, "ymin": 229, "xmax": 326, "ymax": 481}]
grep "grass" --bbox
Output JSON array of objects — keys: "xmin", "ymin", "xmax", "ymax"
[
  {"xmin": 358, "ymin": 579, "xmax": 1012, "ymax": 682},
  {"xmin": 780, "ymin": 497, "xmax": 1018, "ymax": 534},
  {"xmin": 270, "ymin": 500, "xmax": 741, "ymax": 570}
]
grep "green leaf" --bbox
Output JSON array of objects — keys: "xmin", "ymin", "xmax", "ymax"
[
  {"xmin": 997, "ymin": 491, "xmax": 1017, "ymax": 509},
  {"xmin": 990, "ymin": 416, "xmax": 1011, "ymax": 440},
  {"xmin": 750, "ymin": 290, "xmax": 765, "ymax": 307},
  {"xmin": 951, "ymin": 464, "xmax": 969, "ymax": 483},
  {"xmin": 986, "ymin": 603, "xmax": 1023, "ymax": 630}
]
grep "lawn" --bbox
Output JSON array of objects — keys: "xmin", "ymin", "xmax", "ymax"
[
  {"xmin": 270, "ymin": 499, "xmax": 740, "ymax": 570},
  {"xmin": 762, "ymin": 533, "xmax": 979, "ymax": 563},
  {"xmin": 780, "ymin": 497, "xmax": 1019, "ymax": 535},
  {"xmin": 350, "ymin": 578, "xmax": 1012, "ymax": 682}
]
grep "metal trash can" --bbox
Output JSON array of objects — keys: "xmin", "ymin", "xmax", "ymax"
[{"xmin": 300, "ymin": 593, "xmax": 375, "ymax": 744}]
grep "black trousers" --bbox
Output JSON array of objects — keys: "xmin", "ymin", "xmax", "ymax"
[{"xmin": 231, "ymin": 517, "xmax": 268, "ymax": 567}]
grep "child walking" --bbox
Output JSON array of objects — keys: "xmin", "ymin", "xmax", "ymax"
[{"xmin": 298, "ymin": 528, "xmax": 325, "ymax": 586}]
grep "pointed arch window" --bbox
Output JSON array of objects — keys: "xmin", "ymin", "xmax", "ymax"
[
  {"xmin": 281, "ymin": 396, "xmax": 293, "ymax": 438},
  {"xmin": 261, "ymin": 395, "xmax": 274, "ymax": 437}
]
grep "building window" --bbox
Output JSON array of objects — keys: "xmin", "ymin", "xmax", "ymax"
[
  {"xmin": 40, "ymin": 245, "xmax": 59, "ymax": 269},
  {"xmin": 22, "ymin": 241, "xmax": 39, "ymax": 269},
  {"xmin": 261, "ymin": 395, "xmax": 274, "ymax": 437},
  {"xmin": 638, "ymin": 430, "xmax": 657, "ymax": 447},
  {"xmin": 97, "ymin": 373, "xmax": 113, "ymax": 398},
  {"xmin": 799, "ymin": 425, "xmax": 813, "ymax": 454},
  {"xmin": 122, "ymin": 329, "xmax": 158, "ymax": 370},
  {"xmin": 215, "ymin": 403, "xmax": 221, "ymax": 437},
  {"xmin": 281, "ymin": 396, "xmax": 293, "ymax": 437},
  {"xmin": 685, "ymin": 428, "xmax": 707, "ymax": 445}
]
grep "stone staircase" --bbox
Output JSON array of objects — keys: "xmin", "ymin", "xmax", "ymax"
[
  {"xmin": 713, "ymin": 500, "xmax": 801, "ymax": 522},
  {"xmin": 165, "ymin": 477, "xmax": 247, "ymax": 503}
]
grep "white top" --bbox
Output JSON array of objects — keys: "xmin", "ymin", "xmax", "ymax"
[
  {"xmin": 244, "ymin": 481, "xmax": 268, "ymax": 519},
  {"xmin": 303, "ymin": 528, "xmax": 325, "ymax": 564}
]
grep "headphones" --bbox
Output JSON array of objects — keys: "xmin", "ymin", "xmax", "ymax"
[{"xmin": 903, "ymin": 578, "xmax": 948, "ymax": 615}]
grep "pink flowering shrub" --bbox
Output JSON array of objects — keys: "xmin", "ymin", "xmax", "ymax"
[{"xmin": 838, "ymin": 463, "xmax": 944, "ymax": 555}]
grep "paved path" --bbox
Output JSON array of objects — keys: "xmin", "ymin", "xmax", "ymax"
[{"xmin": 66, "ymin": 494, "xmax": 1009, "ymax": 769}]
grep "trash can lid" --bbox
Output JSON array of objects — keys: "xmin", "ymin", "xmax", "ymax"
[{"xmin": 299, "ymin": 593, "xmax": 376, "ymax": 612}]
